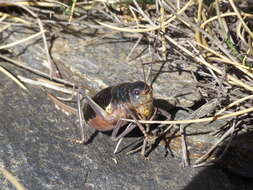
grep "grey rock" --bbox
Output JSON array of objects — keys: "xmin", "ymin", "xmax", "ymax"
[{"xmin": 1, "ymin": 24, "xmax": 252, "ymax": 190}]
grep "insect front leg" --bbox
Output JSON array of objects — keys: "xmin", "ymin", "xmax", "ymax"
[
  {"xmin": 123, "ymin": 107, "xmax": 154, "ymax": 159},
  {"xmin": 113, "ymin": 122, "xmax": 136, "ymax": 154},
  {"xmin": 125, "ymin": 108, "xmax": 159, "ymax": 158},
  {"xmin": 124, "ymin": 107, "xmax": 149, "ymax": 139},
  {"xmin": 111, "ymin": 121, "xmax": 136, "ymax": 141}
]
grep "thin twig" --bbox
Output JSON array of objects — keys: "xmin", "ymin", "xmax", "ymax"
[
  {"xmin": 122, "ymin": 106, "xmax": 253, "ymax": 125},
  {"xmin": 0, "ymin": 55, "xmax": 75, "ymax": 86},
  {"xmin": 0, "ymin": 66, "xmax": 28, "ymax": 91},
  {"xmin": 194, "ymin": 120, "xmax": 236, "ymax": 165}
]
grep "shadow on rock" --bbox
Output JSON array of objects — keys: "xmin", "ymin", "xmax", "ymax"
[{"xmin": 183, "ymin": 131, "xmax": 253, "ymax": 190}]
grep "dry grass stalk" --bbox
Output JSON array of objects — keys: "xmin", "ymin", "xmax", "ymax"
[{"xmin": 0, "ymin": 166, "xmax": 27, "ymax": 190}]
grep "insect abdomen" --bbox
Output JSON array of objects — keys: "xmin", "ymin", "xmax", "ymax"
[{"xmin": 83, "ymin": 86, "xmax": 116, "ymax": 131}]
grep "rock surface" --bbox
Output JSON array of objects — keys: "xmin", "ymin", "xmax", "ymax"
[
  {"xmin": 0, "ymin": 76, "xmax": 235, "ymax": 190},
  {"xmin": 1, "ymin": 25, "xmax": 253, "ymax": 190}
]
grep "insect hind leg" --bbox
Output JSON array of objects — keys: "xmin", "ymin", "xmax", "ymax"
[{"xmin": 111, "ymin": 121, "xmax": 137, "ymax": 141}]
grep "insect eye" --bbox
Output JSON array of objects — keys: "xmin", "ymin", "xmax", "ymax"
[{"xmin": 133, "ymin": 89, "xmax": 140, "ymax": 96}]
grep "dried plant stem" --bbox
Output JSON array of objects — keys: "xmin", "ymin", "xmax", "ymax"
[
  {"xmin": 228, "ymin": 0, "xmax": 253, "ymax": 39},
  {"xmin": 0, "ymin": 23, "xmax": 11, "ymax": 32},
  {"xmin": 37, "ymin": 18, "xmax": 53, "ymax": 78},
  {"xmin": 18, "ymin": 75, "xmax": 75, "ymax": 95},
  {"xmin": 0, "ymin": 55, "xmax": 75, "ymax": 86},
  {"xmin": 195, "ymin": 0, "xmax": 203, "ymax": 44},
  {"xmin": 216, "ymin": 95, "xmax": 253, "ymax": 115},
  {"xmin": 201, "ymin": 12, "xmax": 253, "ymax": 29},
  {"xmin": 194, "ymin": 122, "xmax": 236, "ymax": 165},
  {"xmin": 0, "ymin": 1, "xmax": 62, "ymax": 7},
  {"xmin": 0, "ymin": 31, "xmax": 45, "ymax": 50},
  {"xmin": 164, "ymin": 35, "xmax": 253, "ymax": 92},
  {"xmin": 0, "ymin": 166, "xmax": 27, "ymax": 190},
  {"xmin": 98, "ymin": 0, "xmax": 194, "ymax": 33},
  {"xmin": 195, "ymin": 42, "xmax": 253, "ymax": 80},
  {"xmin": 0, "ymin": 66, "xmax": 28, "ymax": 91},
  {"xmin": 180, "ymin": 126, "xmax": 189, "ymax": 166},
  {"xmin": 122, "ymin": 106, "xmax": 253, "ymax": 125},
  {"xmin": 69, "ymin": 0, "xmax": 77, "ymax": 23},
  {"xmin": 0, "ymin": 12, "xmax": 31, "ymax": 24},
  {"xmin": 76, "ymin": 87, "xmax": 87, "ymax": 143}
]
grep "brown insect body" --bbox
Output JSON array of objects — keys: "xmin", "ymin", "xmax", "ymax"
[{"xmin": 83, "ymin": 81, "xmax": 153, "ymax": 131}]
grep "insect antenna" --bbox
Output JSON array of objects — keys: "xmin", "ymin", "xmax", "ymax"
[
  {"xmin": 141, "ymin": 60, "xmax": 153, "ymax": 91},
  {"xmin": 141, "ymin": 61, "xmax": 147, "ymax": 84},
  {"xmin": 147, "ymin": 64, "xmax": 153, "ymax": 89},
  {"xmin": 141, "ymin": 60, "xmax": 150, "ymax": 91},
  {"xmin": 150, "ymin": 60, "xmax": 166, "ymax": 88}
]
